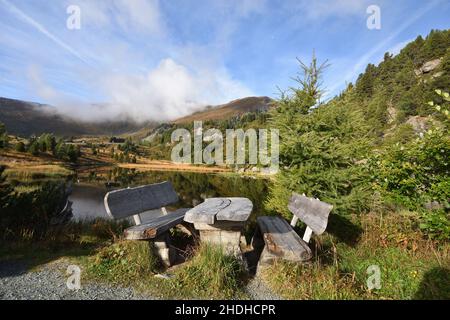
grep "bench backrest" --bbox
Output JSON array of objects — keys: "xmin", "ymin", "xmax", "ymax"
[
  {"xmin": 288, "ymin": 193, "xmax": 333, "ymax": 242},
  {"xmin": 104, "ymin": 181, "xmax": 178, "ymax": 221}
]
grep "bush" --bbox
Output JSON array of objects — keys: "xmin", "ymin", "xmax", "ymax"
[
  {"xmin": 0, "ymin": 180, "xmax": 69, "ymax": 240},
  {"xmin": 372, "ymin": 127, "xmax": 450, "ymax": 210},
  {"xmin": 15, "ymin": 142, "xmax": 26, "ymax": 152},
  {"xmin": 0, "ymin": 122, "xmax": 8, "ymax": 148},
  {"xmin": 419, "ymin": 210, "xmax": 450, "ymax": 240}
]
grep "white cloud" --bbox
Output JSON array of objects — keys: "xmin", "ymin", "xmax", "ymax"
[
  {"xmin": 72, "ymin": 0, "xmax": 164, "ymax": 35},
  {"xmin": 28, "ymin": 58, "xmax": 253, "ymax": 123},
  {"xmin": 96, "ymin": 58, "xmax": 253, "ymax": 122},
  {"xmin": 5, "ymin": 0, "xmax": 255, "ymax": 123}
]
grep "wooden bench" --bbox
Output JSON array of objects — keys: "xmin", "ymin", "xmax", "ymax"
[
  {"xmin": 104, "ymin": 181, "xmax": 191, "ymax": 267},
  {"xmin": 252, "ymin": 193, "xmax": 333, "ymax": 267}
]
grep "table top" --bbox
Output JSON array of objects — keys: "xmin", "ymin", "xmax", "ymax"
[{"xmin": 184, "ymin": 197, "xmax": 253, "ymax": 224}]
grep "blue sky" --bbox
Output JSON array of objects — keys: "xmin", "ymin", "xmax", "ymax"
[{"xmin": 0, "ymin": 0, "xmax": 449, "ymax": 122}]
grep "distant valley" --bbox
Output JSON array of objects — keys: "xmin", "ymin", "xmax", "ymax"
[{"xmin": 0, "ymin": 96, "xmax": 274, "ymax": 138}]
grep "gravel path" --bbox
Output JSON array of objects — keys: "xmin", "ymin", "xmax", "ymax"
[
  {"xmin": 0, "ymin": 259, "xmax": 280, "ymax": 300},
  {"xmin": 245, "ymin": 276, "xmax": 282, "ymax": 300},
  {"xmin": 0, "ymin": 260, "xmax": 153, "ymax": 300}
]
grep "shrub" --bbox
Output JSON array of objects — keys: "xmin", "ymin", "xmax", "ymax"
[
  {"xmin": 0, "ymin": 180, "xmax": 69, "ymax": 240},
  {"xmin": 419, "ymin": 210, "xmax": 450, "ymax": 240},
  {"xmin": 371, "ymin": 127, "xmax": 450, "ymax": 210},
  {"xmin": 15, "ymin": 142, "xmax": 26, "ymax": 152}
]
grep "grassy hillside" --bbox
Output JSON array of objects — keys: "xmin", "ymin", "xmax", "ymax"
[{"xmin": 173, "ymin": 96, "xmax": 274, "ymax": 124}]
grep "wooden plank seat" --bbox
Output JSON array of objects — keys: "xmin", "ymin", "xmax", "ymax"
[
  {"xmin": 124, "ymin": 208, "xmax": 188, "ymax": 240},
  {"xmin": 104, "ymin": 181, "xmax": 191, "ymax": 267},
  {"xmin": 252, "ymin": 193, "xmax": 333, "ymax": 269}
]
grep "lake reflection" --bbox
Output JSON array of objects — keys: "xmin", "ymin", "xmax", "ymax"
[{"xmin": 70, "ymin": 169, "xmax": 271, "ymax": 226}]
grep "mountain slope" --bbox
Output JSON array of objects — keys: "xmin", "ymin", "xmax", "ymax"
[
  {"xmin": 173, "ymin": 96, "xmax": 274, "ymax": 124},
  {"xmin": 0, "ymin": 97, "xmax": 156, "ymax": 137}
]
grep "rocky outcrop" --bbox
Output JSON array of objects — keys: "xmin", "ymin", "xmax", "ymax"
[
  {"xmin": 405, "ymin": 116, "xmax": 430, "ymax": 133},
  {"xmin": 387, "ymin": 106, "xmax": 398, "ymax": 124},
  {"xmin": 414, "ymin": 58, "xmax": 442, "ymax": 76}
]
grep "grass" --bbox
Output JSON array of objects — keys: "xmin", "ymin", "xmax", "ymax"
[
  {"xmin": 169, "ymin": 244, "xmax": 248, "ymax": 299},
  {"xmin": 4, "ymin": 164, "xmax": 73, "ymax": 181},
  {"xmin": 1, "ymin": 212, "xmax": 448, "ymax": 300},
  {"xmin": 261, "ymin": 212, "xmax": 450, "ymax": 300},
  {"xmin": 84, "ymin": 240, "xmax": 160, "ymax": 284},
  {"xmin": 81, "ymin": 242, "xmax": 248, "ymax": 299},
  {"xmin": 0, "ymin": 219, "xmax": 128, "ymax": 265}
]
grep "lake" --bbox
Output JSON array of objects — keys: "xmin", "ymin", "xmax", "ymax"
[{"xmin": 69, "ymin": 168, "xmax": 271, "ymax": 231}]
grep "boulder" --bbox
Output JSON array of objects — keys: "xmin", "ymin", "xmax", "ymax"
[{"xmin": 415, "ymin": 58, "xmax": 442, "ymax": 75}]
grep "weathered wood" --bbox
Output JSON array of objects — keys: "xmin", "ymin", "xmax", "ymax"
[
  {"xmin": 124, "ymin": 208, "xmax": 189, "ymax": 240},
  {"xmin": 216, "ymin": 198, "xmax": 253, "ymax": 222},
  {"xmin": 184, "ymin": 198, "xmax": 230, "ymax": 224},
  {"xmin": 255, "ymin": 216, "xmax": 312, "ymax": 265},
  {"xmin": 287, "ymin": 193, "xmax": 333, "ymax": 235},
  {"xmin": 152, "ymin": 233, "xmax": 176, "ymax": 267},
  {"xmin": 193, "ymin": 221, "xmax": 245, "ymax": 231},
  {"xmin": 104, "ymin": 181, "xmax": 179, "ymax": 220},
  {"xmin": 184, "ymin": 197, "xmax": 253, "ymax": 224}
]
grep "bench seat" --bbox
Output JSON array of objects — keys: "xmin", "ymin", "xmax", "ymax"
[
  {"xmin": 254, "ymin": 216, "xmax": 312, "ymax": 265},
  {"xmin": 104, "ymin": 182, "xmax": 192, "ymax": 267},
  {"xmin": 124, "ymin": 208, "xmax": 189, "ymax": 240}
]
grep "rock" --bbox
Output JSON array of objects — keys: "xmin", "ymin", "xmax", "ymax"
[
  {"xmin": 421, "ymin": 58, "xmax": 442, "ymax": 73},
  {"xmin": 405, "ymin": 116, "xmax": 430, "ymax": 134},
  {"xmin": 433, "ymin": 71, "xmax": 444, "ymax": 78},
  {"xmin": 415, "ymin": 58, "xmax": 442, "ymax": 75},
  {"xmin": 424, "ymin": 201, "xmax": 443, "ymax": 211},
  {"xmin": 154, "ymin": 273, "xmax": 174, "ymax": 280},
  {"xmin": 387, "ymin": 106, "xmax": 397, "ymax": 124},
  {"xmin": 260, "ymin": 167, "xmax": 278, "ymax": 175}
]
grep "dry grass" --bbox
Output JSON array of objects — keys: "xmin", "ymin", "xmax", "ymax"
[
  {"xmin": 261, "ymin": 212, "xmax": 449, "ymax": 300},
  {"xmin": 3, "ymin": 164, "xmax": 73, "ymax": 180}
]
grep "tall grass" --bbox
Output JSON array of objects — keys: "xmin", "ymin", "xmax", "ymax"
[
  {"xmin": 171, "ymin": 244, "xmax": 247, "ymax": 299},
  {"xmin": 86, "ymin": 240, "xmax": 160, "ymax": 284},
  {"xmin": 261, "ymin": 212, "xmax": 450, "ymax": 300}
]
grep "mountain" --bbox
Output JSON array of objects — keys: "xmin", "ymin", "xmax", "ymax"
[
  {"xmin": 0, "ymin": 97, "xmax": 156, "ymax": 137},
  {"xmin": 173, "ymin": 96, "xmax": 274, "ymax": 124}
]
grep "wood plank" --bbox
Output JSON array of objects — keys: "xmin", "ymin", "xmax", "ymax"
[
  {"xmin": 184, "ymin": 198, "xmax": 231, "ymax": 224},
  {"xmin": 104, "ymin": 181, "xmax": 178, "ymax": 220},
  {"xmin": 124, "ymin": 208, "xmax": 188, "ymax": 240},
  {"xmin": 257, "ymin": 216, "xmax": 312, "ymax": 262},
  {"xmin": 288, "ymin": 193, "xmax": 333, "ymax": 235},
  {"xmin": 216, "ymin": 198, "xmax": 253, "ymax": 222},
  {"xmin": 184, "ymin": 197, "xmax": 253, "ymax": 224},
  {"xmin": 193, "ymin": 221, "xmax": 245, "ymax": 231}
]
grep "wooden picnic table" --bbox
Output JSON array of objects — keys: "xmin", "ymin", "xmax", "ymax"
[{"xmin": 184, "ymin": 197, "xmax": 253, "ymax": 255}]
